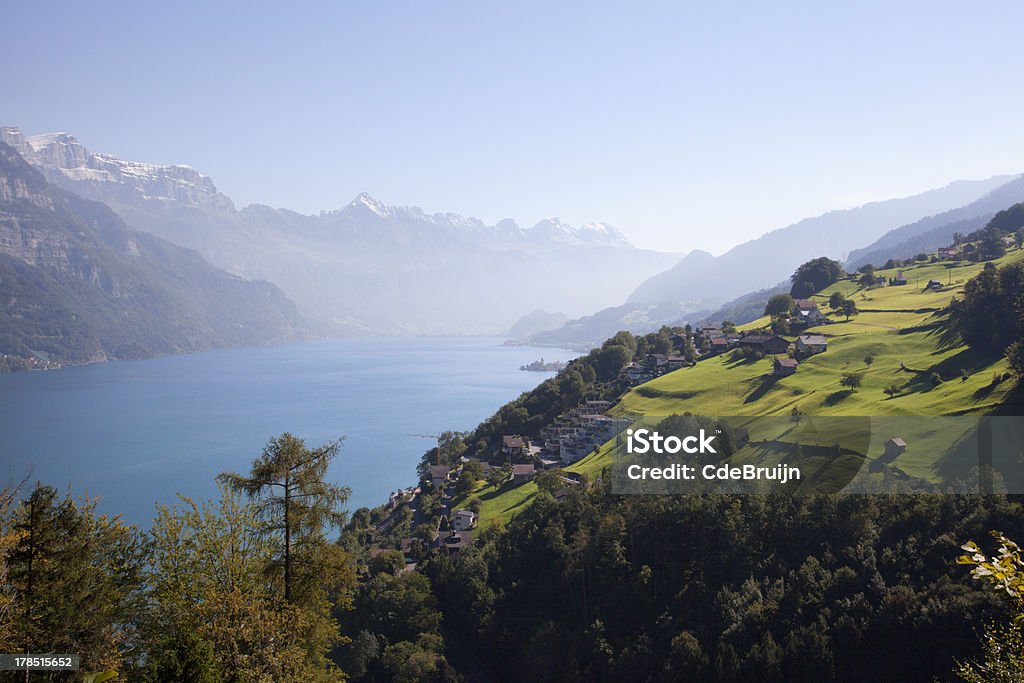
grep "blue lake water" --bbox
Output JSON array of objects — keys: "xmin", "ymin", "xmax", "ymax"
[{"xmin": 0, "ymin": 337, "xmax": 578, "ymax": 528}]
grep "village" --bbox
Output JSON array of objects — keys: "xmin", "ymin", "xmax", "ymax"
[{"xmin": 367, "ymin": 233, "xmax": 1018, "ymax": 571}]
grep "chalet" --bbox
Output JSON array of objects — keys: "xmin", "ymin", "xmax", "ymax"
[
  {"xmin": 699, "ymin": 326, "xmax": 723, "ymax": 340},
  {"xmin": 794, "ymin": 299, "xmax": 818, "ymax": 312},
  {"xmin": 740, "ymin": 334, "xmax": 790, "ymax": 355},
  {"xmin": 429, "ymin": 465, "xmax": 451, "ymax": 490},
  {"xmin": 511, "ymin": 463, "xmax": 536, "ymax": 484},
  {"xmin": 666, "ymin": 355, "xmax": 688, "ymax": 371},
  {"xmin": 798, "ymin": 307, "xmax": 828, "ymax": 324},
  {"xmin": 773, "ymin": 357, "xmax": 798, "ymax": 377},
  {"xmin": 709, "ymin": 337, "xmax": 731, "ymax": 353},
  {"xmin": 891, "ymin": 271, "xmax": 908, "ymax": 286},
  {"xmin": 938, "ymin": 246, "xmax": 960, "ymax": 259},
  {"xmin": 502, "ymin": 435, "xmax": 529, "ymax": 459},
  {"xmin": 885, "ymin": 437, "xmax": 907, "ymax": 459},
  {"xmin": 796, "ymin": 334, "xmax": 828, "ymax": 355},
  {"xmin": 451, "ymin": 509, "xmax": 478, "ymax": 532},
  {"xmin": 440, "ymin": 529, "xmax": 473, "ymax": 553},
  {"xmin": 925, "ymin": 280, "xmax": 943, "ymax": 291},
  {"xmin": 1003, "ymin": 234, "xmax": 1017, "ymax": 246}
]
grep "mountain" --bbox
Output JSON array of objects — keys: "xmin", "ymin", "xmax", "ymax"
[
  {"xmin": 526, "ymin": 301, "xmax": 697, "ymax": 349},
  {"xmin": 0, "ymin": 142, "xmax": 303, "ymax": 368},
  {"xmin": 1, "ymin": 127, "xmax": 679, "ymax": 335},
  {"xmin": 504, "ymin": 309, "xmax": 570, "ymax": 339},
  {"xmin": 846, "ymin": 174, "xmax": 1024, "ymax": 268},
  {"xmin": 626, "ymin": 176, "xmax": 1018, "ymax": 309}
]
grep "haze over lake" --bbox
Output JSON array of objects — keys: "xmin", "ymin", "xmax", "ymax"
[{"xmin": 0, "ymin": 337, "xmax": 578, "ymax": 526}]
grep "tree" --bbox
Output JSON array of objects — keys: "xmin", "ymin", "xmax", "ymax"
[
  {"xmin": 979, "ymin": 228, "xmax": 1008, "ymax": 261},
  {"xmin": 840, "ymin": 373, "xmax": 862, "ymax": 390},
  {"xmin": 455, "ymin": 468, "xmax": 479, "ymax": 496},
  {"xmin": 594, "ymin": 344, "xmax": 631, "ymax": 381},
  {"xmin": 147, "ymin": 484, "xmax": 347, "ymax": 681},
  {"xmin": 5, "ymin": 484, "xmax": 146, "ymax": 674},
  {"xmin": 1008, "ymin": 341, "xmax": 1024, "ymax": 378},
  {"xmin": 764, "ymin": 294, "xmax": 795, "ymax": 319},
  {"xmin": 790, "ymin": 257, "xmax": 844, "ymax": 298},
  {"xmin": 218, "ymin": 433, "xmax": 350, "ymax": 605},
  {"xmin": 840, "ymin": 299, "xmax": 859, "ymax": 321},
  {"xmin": 883, "ymin": 383, "xmax": 901, "ymax": 399},
  {"xmin": 947, "ymin": 263, "xmax": 1024, "ymax": 355},
  {"xmin": 535, "ymin": 469, "xmax": 565, "ymax": 495},
  {"xmin": 863, "ymin": 354, "xmax": 875, "ymax": 367},
  {"xmin": 828, "ymin": 291, "xmax": 846, "ymax": 310},
  {"xmin": 859, "ymin": 271, "xmax": 880, "ymax": 287},
  {"xmin": 956, "ymin": 532, "xmax": 1024, "ymax": 681}
]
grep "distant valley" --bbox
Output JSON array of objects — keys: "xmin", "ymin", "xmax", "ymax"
[{"xmin": 523, "ymin": 172, "xmax": 1024, "ymax": 346}]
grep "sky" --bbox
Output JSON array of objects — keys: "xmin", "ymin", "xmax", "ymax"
[{"xmin": 4, "ymin": 1, "xmax": 1024, "ymax": 254}]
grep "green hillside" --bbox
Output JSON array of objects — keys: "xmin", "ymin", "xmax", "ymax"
[{"xmin": 465, "ymin": 248, "xmax": 1024, "ymax": 526}]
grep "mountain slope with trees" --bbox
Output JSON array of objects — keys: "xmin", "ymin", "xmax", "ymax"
[{"xmin": 0, "ymin": 142, "xmax": 304, "ymax": 369}]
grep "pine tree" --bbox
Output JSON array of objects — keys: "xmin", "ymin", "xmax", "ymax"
[
  {"xmin": 217, "ymin": 433, "xmax": 351, "ymax": 604},
  {"xmin": 5, "ymin": 484, "xmax": 146, "ymax": 674}
]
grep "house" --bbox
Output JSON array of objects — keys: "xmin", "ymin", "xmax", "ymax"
[
  {"xmin": 451, "ymin": 509, "xmax": 478, "ymax": 532},
  {"xmin": 502, "ymin": 435, "xmax": 529, "ymax": 459},
  {"xmin": 796, "ymin": 334, "xmax": 828, "ymax": 355},
  {"xmin": 925, "ymin": 280, "xmax": 943, "ymax": 291},
  {"xmin": 708, "ymin": 337, "xmax": 731, "ymax": 353},
  {"xmin": 429, "ymin": 465, "xmax": 451, "ymax": 490},
  {"xmin": 699, "ymin": 326, "xmax": 723, "ymax": 340},
  {"xmin": 511, "ymin": 463, "xmax": 536, "ymax": 484},
  {"xmin": 885, "ymin": 437, "xmax": 907, "ymax": 459},
  {"xmin": 645, "ymin": 353, "xmax": 669, "ymax": 370},
  {"xmin": 666, "ymin": 355, "xmax": 689, "ymax": 371},
  {"xmin": 440, "ymin": 529, "xmax": 473, "ymax": 553},
  {"xmin": 794, "ymin": 299, "xmax": 818, "ymax": 312},
  {"xmin": 773, "ymin": 357, "xmax": 798, "ymax": 377},
  {"xmin": 580, "ymin": 400, "xmax": 613, "ymax": 415},
  {"xmin": 938, "ymin": 246, "xmax": 960, "ymax": 259},
  {"xmin": 891, "ymin": 271, "xmax": 908, "ymax": 286},
  {"xmin": 740, "ymin": 334, "xmax": 790, "ymax": 355},
  {"xmin": 620, "ymin": 362, "xmax": 654, "ymax": 385},
  {"xmin": 798, "ymin": 307, "xmax": 828, "ymax": 324}
]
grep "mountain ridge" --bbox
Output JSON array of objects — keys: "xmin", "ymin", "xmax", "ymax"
[
  {"xmin": 0, "ymin": 142, "xmax": 305, "ymax": 369},
  {"xmin": 1, "ymin": 126, "xmax": 676, "ymax": 335}
]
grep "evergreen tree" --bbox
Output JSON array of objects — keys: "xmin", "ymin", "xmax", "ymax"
[
  {"xmin": 218, "ymin": 433, "xmax": 351, "ymax": 604},
  {"xmin": 5, "ymin": 484, "xmax": 146, "ymax": 675}
]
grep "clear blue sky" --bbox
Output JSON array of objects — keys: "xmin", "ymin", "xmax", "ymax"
[{"xmin": 4, "ymin": 1, "xmax": 1023, "ymax": 253}]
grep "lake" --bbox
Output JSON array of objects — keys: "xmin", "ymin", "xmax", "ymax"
[{"xmin": 0, "ymin": 337, "xmax": 578, "ymax": 528}]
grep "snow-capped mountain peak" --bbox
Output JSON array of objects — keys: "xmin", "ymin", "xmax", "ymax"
[{"xmin": 0, "ymin": 126, "xmax": 234, "ymax": 211}]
